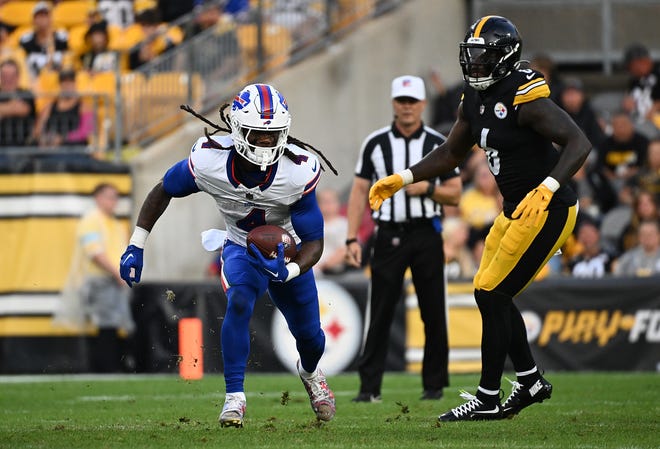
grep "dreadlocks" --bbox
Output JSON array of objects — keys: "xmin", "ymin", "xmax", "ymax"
[{"xmin": 181, "ymin": 104, "xmax": 338, "ymax": 175}]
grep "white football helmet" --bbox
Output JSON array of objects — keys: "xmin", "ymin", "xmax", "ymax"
[{"xmin": 229, "ymin": 83, "xmax": 291, "ymax": 170}]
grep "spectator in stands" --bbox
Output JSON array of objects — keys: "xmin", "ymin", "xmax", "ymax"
[
  {"xmin": 128, "ymin": 8, "xmax": 180, "ymax": 70},
  {"xmin": 19, "ymin": 1, "xmax": 69, "ymax": 82},
  {"xmin": 598, "ymin": 110, "xmax": 649, "ymax": 192},
  {"xmin": 617, "ymin": 189, "xmax": 659, "ymax": 253},
  {"xmin": 442, "ymin": 216, "xmax": 476, "ymax": 281},
  {"xmin": 31, "ymin": 69, "xmax": 94, "ymax": 148},
  {"xmin": 267, "ymin": 0, "xmax": 325, "ymax": 46},
  {"xmin": 314, "ymin": 188, "xmax": 348, "ymax": 277},
  {"xmin": 530, "ymin": 53, "xmax": 565, "ymax": 104},
  {"xmin": 79, "ymin": 21, "xmax": 118, "ymax": 73},
  {"xmin": 559, "ymin": 77, "xmax": 607, "ymax": 152},
  {"xmin": 570, "ymin": 153, "xmax": 617, "ymax": 219},
  {"xmin": 98, "ymin": 0, "xmax": 135, "ymax": 29},
  {"xmin": 567, "ymin": 216, "xmax": 617, "ymax": 278},
  {"xmin": 459, "ymin": 160, "xmax": 502, "ymax": 250},
  {"xmin": 428, "ymin": 68, "xmax": 462, "ymax": 136},
  {"xmin": 621, "ymin": 43, "xmax": 660, "ymax": 139},
  {"xmin": 0, "ymin": 59, "xmax": 36, "ymax": 147},
  {"xmin": 185, "ymin": 1, "xmax": 241, "ymax": 79},
  {"xmin": 613, "ymin": 219, "xmax": 660, "ymax": 277},
  {"xmin": 158, "ymin": 0, "xmax": 197, "ymax": 23},
  {"xmin": 630, "ymin": 138, "xmax": 660, "ymax": 204}
]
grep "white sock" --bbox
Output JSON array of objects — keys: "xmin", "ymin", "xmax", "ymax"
[
  {"xmin": 298, "ymin": 364, "xmax": 317, "ymax": 380},
  {"xmin": 516, "ymin": 366, "xmax": 538, "ymax": 377},
  {"xmin": 226, "ymin": 392, "xmax": 246, "ymax": 402}
]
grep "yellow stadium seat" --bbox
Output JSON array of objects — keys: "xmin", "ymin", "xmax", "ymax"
[
  {"xmin": 34, "ymin": 69, "xmax": 60, "ymax": 113},
  {"xmin": 139, "ymin": 71, "xmax": 203, "ymax": 142},
  {"xmin": 133, "ymin": 0, "xmax": 156, "ymax": 14},
  {"xmin": 7, "ymin": 25, "xmax": 32, "ymax": 48},
  {"xmin": 109, "ymin": 23, "xmax": 142, "ymax": 51},
  {"xmin": 0, "ymin": 1, "xmax": 39, "ymax": 28},
  {"xmin": 236, "ymin": 23, "xmax": 291, "ymax": 78},
  {"xmin": 52, "ymin": 1, "xmax": 96, "ymax": 29},
  {"xmin": 119, "ymin": 72, "xmax": 147, "ymax": 144}
]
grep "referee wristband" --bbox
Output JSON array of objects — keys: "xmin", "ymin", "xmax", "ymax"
[
  {"xmin": 129, "ymin": 226, "xmax": 149, "ymax": 249},
  {"xmin": 345, "ymin": 238, "xmax": 358, "ymax": 246}
]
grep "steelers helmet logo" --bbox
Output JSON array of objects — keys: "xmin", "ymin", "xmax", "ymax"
[
  {"xmin": 494, "ymin": 102, "xmax": 508, "ymax": 119},
  {"xmin": 271, "ymin": 280, "xmax": 362, "ymax": 375}
]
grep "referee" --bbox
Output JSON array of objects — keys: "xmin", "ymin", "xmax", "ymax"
[{"xmin": 345, "ymin": 75, "xmax": 462, "ymax": 402}]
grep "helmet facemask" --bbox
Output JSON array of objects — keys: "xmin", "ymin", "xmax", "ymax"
[
  {"xmin": 459, "ymin": 16, "xmax": 523, "ymax": 91},
  {"xmin": 230, "ymin": 84, "xmax": 291, "ymax": 171},
  {"xmin": 460, "ymin": 39, "xmax": 520, "ymax": 90}
]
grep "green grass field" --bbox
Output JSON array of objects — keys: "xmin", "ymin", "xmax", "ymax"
[{"xmin": 1, "ymin": 372, "xmax": 657, "ymax": 449}]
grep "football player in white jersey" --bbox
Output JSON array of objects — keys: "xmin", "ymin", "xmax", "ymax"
[{"xmin": 119, "ymin": 84, "xmax": 337, "ymax": 428}]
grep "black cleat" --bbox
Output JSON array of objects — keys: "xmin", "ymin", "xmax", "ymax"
[
  {"xmin": 438, "ymin": 390, "xmax": 502, "ymax": 422},
  {"xmin": 351, "ymin": 392, "xmax": 382, "ymax": 403},
  {"xmin": 501, "ymin": 376, "xmax": 553, "ymax": 418},
  {"xmin": 421, "ymin": 389, "xmax": 443, "ymax": 400}
]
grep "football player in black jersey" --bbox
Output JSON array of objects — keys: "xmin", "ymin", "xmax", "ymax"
[{"xmin": 369, "ymin": 15, "xmax": 592, "ymax": 421}]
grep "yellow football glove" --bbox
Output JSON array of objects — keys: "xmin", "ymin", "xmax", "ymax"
[
  {"xmin": 369, "ymin": 173, "xmax": 405, "ymax": 211},
  {"xmin": 512, "ymin": 183, "xmax": 555, "ymax": 227}
]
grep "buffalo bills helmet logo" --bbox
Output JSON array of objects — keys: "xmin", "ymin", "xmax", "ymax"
[{"xmin": 232, "ymin": 90, "xmax": 251, "ymax": 111}]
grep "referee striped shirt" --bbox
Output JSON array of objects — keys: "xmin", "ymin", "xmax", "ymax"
[{"xmin": 355, "ymin": 123, "xmax": 459, "ymax": 223}]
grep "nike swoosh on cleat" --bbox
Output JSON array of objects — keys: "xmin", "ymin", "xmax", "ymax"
[{"xmin": 471, "ymin": 407, "xmax": 501, "ymax": 415}]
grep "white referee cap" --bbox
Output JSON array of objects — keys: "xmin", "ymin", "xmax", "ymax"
[{"xmin": 391, "ymin": 75, "xmax": 426, "ymax": 101}]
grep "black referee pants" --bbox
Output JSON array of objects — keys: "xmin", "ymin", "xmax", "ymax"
[{"xmin": 357, "ymin": 221, "xmax": 449, "ymax": 395}]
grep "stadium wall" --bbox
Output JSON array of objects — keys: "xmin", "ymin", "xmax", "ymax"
[{"xmin": 130, "ymin": 0, "xmax": 467, "ymax": 282}]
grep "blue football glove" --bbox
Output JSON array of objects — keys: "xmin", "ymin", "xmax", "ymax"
[
  {"xmin": 119, "ymin": 244, "xmax": 144, "ymax": 288},
  {"xmin": 249, "ymin": 242, "xmax": 289, "ymax": 283}
]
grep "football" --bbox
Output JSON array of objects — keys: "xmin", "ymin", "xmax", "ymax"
[{"xmin": 246, "ymin": 225, "xmax": 297, "ymax": 263}]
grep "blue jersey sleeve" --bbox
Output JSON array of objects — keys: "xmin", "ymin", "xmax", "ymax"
[
  {"xmin": 290, "ymin": 189, "xmax": 323, "ymax": 242},
  {"xmin": 162, "ymin": 159, "xmax": 201, "ymax": 197}
]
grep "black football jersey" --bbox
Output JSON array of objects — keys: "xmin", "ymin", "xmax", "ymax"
[{"xmin": 462, "ymin": 69, "xmax": 576, "ymax": 215}]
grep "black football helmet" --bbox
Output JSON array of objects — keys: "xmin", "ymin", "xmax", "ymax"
[{"xmin": 459, "ymin": 15, "xmax": 522, "ymax": 90}]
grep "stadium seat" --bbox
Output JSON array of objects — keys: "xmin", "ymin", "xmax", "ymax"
[
  {"xmin": 34, "ymin": 69, "xmax": 60, "ymax": 113},
  {"xmin": 0, "ymin": 1, "xmax": 39, "ymax": 28},
  {"xmin": 52, "ymin": 1, "xmax": 96, "ymax": 30},
  {"xmin": 333, "ymin": 0, "xmax": 375, "ymax": 31},
  {"xmin": 133, "ymin": 0, "xmax": 157, "ymax": 14},
  {"xmin": 119, "ymin": 72, "xmax": 147, "ymax": 144},
  {"xmin": 7, "ymin": 25, "xmax": 32, "ymax": 48},
  {"xmin": 139, "ymin": 71, "xmax": 203, "ymax": 142},
  {"xmin": 236, "ymin": 23, "xmax": 291, "ymax": 78}
]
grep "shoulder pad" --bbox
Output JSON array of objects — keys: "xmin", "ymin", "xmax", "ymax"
[{"xmin": 512, "ymin": 69, "xmax": 550, "ymax": 105}]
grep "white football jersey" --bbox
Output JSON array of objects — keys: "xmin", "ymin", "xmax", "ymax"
[{"xmin": 189, "ymin": 135, "xmax": 321, "ymax": 246}]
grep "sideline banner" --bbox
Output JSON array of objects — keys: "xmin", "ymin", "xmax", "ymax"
[{"xmin": 519, "ymin": 276, "xmax": 660, "ymax": 371}]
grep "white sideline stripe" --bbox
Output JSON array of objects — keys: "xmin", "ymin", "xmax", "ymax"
[
  {"xmin": 406, "ymin": 294, "xmax": 476, "ymax": 308},
  {"xmin": 407, "ymin": 348, "xmax": 481, "ymax": 362},
  {"xmin": 0, "ymin": 195, "xmax": 131, "ymax": 217},
  {"xmin": 0, "ymin": 294, "xmax": 60, "ymax": 314}
]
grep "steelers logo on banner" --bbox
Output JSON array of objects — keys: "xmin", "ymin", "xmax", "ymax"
[
  {"xmin": 521, "ymin": 310, "xmax": 542, "ymax": 342},
  {"xmin": 271, "ymin": 279, "xmax": 362, "ymax": 375}
]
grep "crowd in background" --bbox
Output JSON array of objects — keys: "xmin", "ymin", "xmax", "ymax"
[
  {"xmin": 1, "ymin": 2, "xmax": 658, "ymax": 279},
  {"xmin": 301, "ymin": 42, "xmax": 660, "ymax": 281}
]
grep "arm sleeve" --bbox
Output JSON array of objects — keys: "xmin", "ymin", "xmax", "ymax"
[
  {"xmin": 162, "ymin": 158, "xmax": 201, "ymax": 197},
  {"xmin": 290, "ymin": 188, "xmax": 324, "ymax": 242}
]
